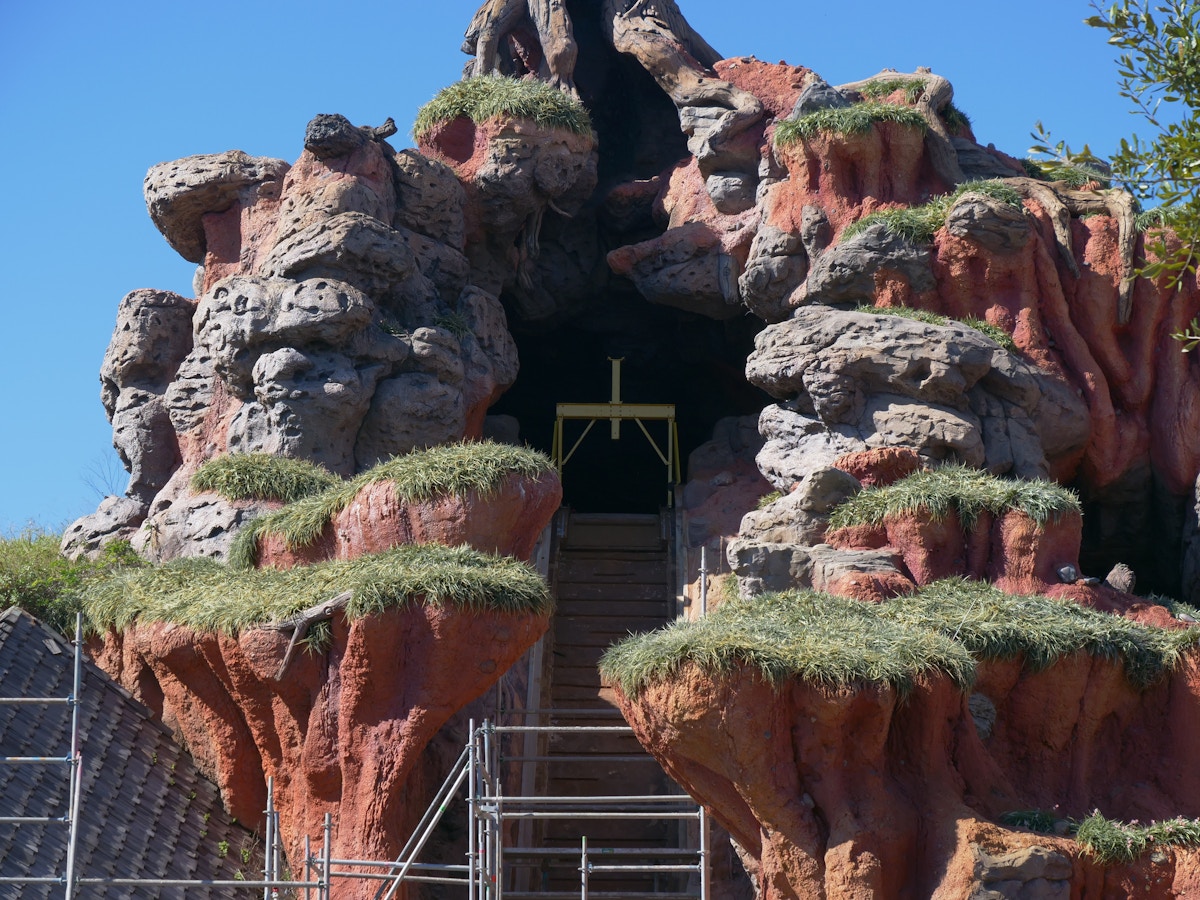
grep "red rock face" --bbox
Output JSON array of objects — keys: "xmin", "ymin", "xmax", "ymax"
[
  {"xmin": 417, "ymin": 115, "xmax": 597, "ymax": 247},
  {"xmin": 713, "ymin": 57, "xmax": 813, "ymax": 121},
  {"xmin": 828, "ymin": 508, "xmax": 1086, "ymax": 593},
  {"xmin": 831, "ymin": 447, "xmax": 922, "ymax": 488},
  {"xmin": 768, "ymin": 122, "xmax": 942, "ymax": 239},
  {"xmin": 257, "ymin": 471, "xmax": 562, "ymax": 568},
  {"xmin": 928, "ymin": 215, "xmax": 1200, "ymax": 495},
  {"xmin": 614, "ymin": 657, "xmax": 1200, "ymax": 899},
  {"xmin": 95, "ymin": 604, "xmax": 547, "ymax": 900}
]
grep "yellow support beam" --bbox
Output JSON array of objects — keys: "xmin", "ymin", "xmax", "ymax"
[{"xmin": 552, "ymin": 358, "xmax": 681, "ymax": 506}]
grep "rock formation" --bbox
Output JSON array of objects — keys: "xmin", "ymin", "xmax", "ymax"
[
  {"xmin": 612, "ymin": 650, "xmax": 1200, "ymax": 899},
  {"xmin": 62, "ymin": 0, "xmax": 1200, "ymax": 896},
  {"xmin": 64, "ymin": 112, "xmax": 541, "ymax": 564}
]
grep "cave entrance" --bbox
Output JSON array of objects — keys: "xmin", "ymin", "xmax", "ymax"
[
  {"xmin": 481, "ymin": 11, "xmax": 767, "ymax": 512},
  {"xmin": 552, "ymin": 357, "xmax": 681, "ymax": 509},
  {"xmin": 489, "ymin": 298, "xmax": 765, "ymax": 513}
]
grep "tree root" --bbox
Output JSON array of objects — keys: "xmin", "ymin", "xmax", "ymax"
[
  {"xmin": 602, "ymin": 0, "xmax": 762, "ymax": 172},
  {"xmin": 464, "ymin": 0, "xmax": 578, "ymax": 92},
  {"xmin": 1004, "ymin": 177, "xmax": 1138, "ymax": 324}
]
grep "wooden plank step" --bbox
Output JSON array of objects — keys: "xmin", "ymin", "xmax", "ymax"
[
  {"xmin": 558, "ymin": 548, "xmax": 670, "ymax": 562},
  {"xmin": 556, "ymin": 600, "xmax": 675, "ymax": 618},
  {"xmin": 558, "ymin": 557, "xmax": 668, "ymax": 577},
  {"xmin": 556, "ymin": 582, "xmax": 671, "ymax": 601}
]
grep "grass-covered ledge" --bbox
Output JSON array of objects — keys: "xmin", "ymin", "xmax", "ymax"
[
  {"xmin": 191, "ymin": 453, "xmax": 340, "ymax": 504},
  {"xmin": 1001, "ymin": 809, "xmax": 1200, "ymax": 865},
  {"xmin": 827, "ymin": 465, "xmax": 1081, "ymax": 531},
  {"xmin": 601, "ymin": 589, "xmax": 976, "ymax": 697},
  {"xmin": 839, "ymin": 179, "xmax": 1024, "ymax": 244},
  {"xmin": 82, "ymin": 543, "xmax": 552, "ymax": 636},
  {"xmin": 413, "ymin": 75, "xmax": 593, "ymax": 140},
  {"xmin": 227, "ymin": 441, "xmax": 556, "ymax": 569},
  {"xmin": 774, "ymin": 102, "xmax": 927, "ymax": 146},
  {"xmin": 600, "ymin": 579, "xmax": 1198, "ymax": 698}
]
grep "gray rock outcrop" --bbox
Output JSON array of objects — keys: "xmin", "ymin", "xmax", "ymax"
[
  {"xmin": 66, "ymin": 112, "xmax": 526, "ymax": 560},
  {"xmin": 746, "ymin": 306, "xmax": 1075, "ymax": 481}
]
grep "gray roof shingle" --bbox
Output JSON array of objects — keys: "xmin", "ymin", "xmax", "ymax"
[{"xmin": 0, "ymin": 607, "xmax": 263, "ymax": 898}]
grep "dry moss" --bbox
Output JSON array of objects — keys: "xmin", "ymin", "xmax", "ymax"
[
  {"xmin": 83, "ymin": 543, "xmax": 551, "ymax": 636},
  {"xmin": 600, "ymin": 578, "xmax": 1197, "ymax": 697}
]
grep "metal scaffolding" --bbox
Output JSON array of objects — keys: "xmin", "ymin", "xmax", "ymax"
[
  {"xmin": 367, "ymin": 716, "xmax": 709, "ymax": 900},
  {"xmin": 2, "ymin": 645, "xmax": 707, "ymax": 900},
  {"xmin": 3, "ymin": 521, "xmax": 710, "ymax": 898}
]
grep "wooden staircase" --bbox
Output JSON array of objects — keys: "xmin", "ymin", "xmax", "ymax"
[{"xmin": 508, "ymin": 510, "xmax": 695, "ymax": 898}]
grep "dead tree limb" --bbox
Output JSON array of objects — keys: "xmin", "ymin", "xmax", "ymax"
[
  {"xmin": 528, "ymin": 0, "xmax": 577, "ymax": 92},
  {"xmin": 264, "ymin": 590, "xmax": 352, "ymax": 681}
]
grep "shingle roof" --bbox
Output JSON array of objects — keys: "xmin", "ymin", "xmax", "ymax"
[{"xmin": 0, "ymin": 607, "xmax": 262, "ymax": 898}]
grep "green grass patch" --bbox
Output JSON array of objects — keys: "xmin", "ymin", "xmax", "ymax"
[
  {"xmin": 0, "ymin": 529, "xmax": 144, "ymax": 636},
  {"xmin": 82, "ymin": 543, "xmax": 551, "ymax": 635},
  {"xmin": 942, "ymin": 102, "xmax": 971, "ymax": 132},
  {"xmin": 1075, "ymin": 812, "xmax": 1200, "ymax": 864},
  {"xmin": 1000, "ymin": 809, "xmax": 1059, "ymax": 833},
  {"xmin": 827, "ymin": 465, "xmax": 1080, "ymax": 531},
  {"xmin": 413, "ymin": 75, "xmax": 592, "ymax": 139},
  {"xmin": 433, "ymin": 312, "xmax": 472, "ymax": 339},
  {"xmin": 855, "ymin": 79, "xmax": 924, "ymax": 104},
  {"xmin": 599, "ymin": 589, "xmax": 976, "ymax": 696},
  {"xmin": 841, "ymin": 179, "xmax": 1024, "ymax": 244},
  {"xmin": 775, "ymin": 102, "xmax": 927, "ymax": 146},
  {"xmin": 852, "ymin": 304, "xmax": 1016, "ymax": 351},
  {"xmin": 228, "ymin": 442, "xmax": 555, "ymax": 569},
  {"xmin": 600, "ymin": 578, "xmax": 1198, "ymax": 697},
  {"xmin": 879, "ymin": 579, "xmax": 1195, "ymax": 688},
  {"xmin": 191, "ymin": 454, "xmax": 340, "ymax": 504},
  {"xmin": 755, "ymin": 490, "xmax": 784, "ymax": 510},
  {"xmin": 1136, "ymin": 205, "xmax": 1189, "ymax": 232}
]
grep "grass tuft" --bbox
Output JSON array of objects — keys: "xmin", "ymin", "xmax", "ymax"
[
  {"xmin": 1074, "ymin": 812, "xmax": 1200, "ymax": 864},
  {"xmin": 228, "ymin": 442, "xmax": 555, "ymax": 569},
  {"xmin": 1000, "ymin": 809, "xmax": 1058, "ymax": 833},
  {"xmin": 852, "ymin": 304, "xmax": 1016, "ymax": 351},
  {"xmin": 879, "ymin": 579, "xmax": 1195, "ymax": 689},
  {"xmin": 827, "ymin": 465, "xmax": 1080, "ymax": 531},
  {"xmin": 855, "ymin": 79, "xmax": 924, "ymax": 104},
  {"xmin": 414, "ymin": 75, "xmax": 592, "ymax": 139},
  {"xmin": 191, "ymin": 454, "xmax": 340, "ymax": 504},
  {"xmin": 599, "ymin": 590, "xmax": 976, "ymax": 697},
  {"xmin": 0, "ymin": 529, "xmax": 144, "ymax": 636},
  {"xmin": 1136, "ymin": 206, "xmax": 1189, "ymax": 233},
  {"xmin": 841, "ymin": 180, "xmax": 1024, "ymax": 245},
  {"xmin": 775, "ymin": 102, "xmax": 927, "ymax": 146},
  {"xmin": 942, "ymin": 102, "xmax": 971, "ymax": 132},
  {"xmin": 756, "ymin": 491, "xmax": 784, "ymax": 510},
  {"xmin": 1021, "ymin": 159, "xmax": 1112, "ymax": 189},
  {"xmin": 82, "ymin": 543, "xmax": 551, "ymax": 636},
  {"xmin": 600, "ymin": 578, "xmax": 1199, "ymax": 698}
]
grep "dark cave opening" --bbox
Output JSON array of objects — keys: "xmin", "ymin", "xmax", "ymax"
[
  {"xmin": 485, "ymin": 4, "xmax": 767, "ymax": 513},
  {"xmin": 491, "ymin": 293, "xmax": 765, "ymax": 513}
]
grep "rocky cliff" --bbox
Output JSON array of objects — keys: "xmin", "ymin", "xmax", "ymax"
[{"xmin": 62, "ymin": 0, "xmax": 1200, "ymax": 896}]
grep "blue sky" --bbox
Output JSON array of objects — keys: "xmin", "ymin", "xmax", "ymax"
[{"xmin": 0, "ymin": 0, "xmax": 1138, "ymax": 531}]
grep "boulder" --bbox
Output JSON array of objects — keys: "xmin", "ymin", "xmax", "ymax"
[{"xmin": 144, "ymin": 151, "xmax": 289, "ymax": 263}]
